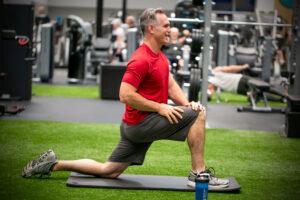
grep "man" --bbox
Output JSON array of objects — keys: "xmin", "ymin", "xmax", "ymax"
[
  {"xmin": 111, "ymin": 18, "xmax": 126, "ymax": 62},
  {"xmin": 22, "ymin": 8, "xmax": 228, "ymax": 189},
  {"xmin": 208, "ymin": 64, "xmax": 250, "ymax": 97},
  {"xmin": 125, "ymin": 15, "xmax": 136, "ymax": 29}
]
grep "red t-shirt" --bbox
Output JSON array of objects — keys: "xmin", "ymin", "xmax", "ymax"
[{"xmin": 122, "ymin": 43, "xmax": 170, "ymax": 125}]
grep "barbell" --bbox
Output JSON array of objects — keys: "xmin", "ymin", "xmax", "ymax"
[{"xmin": 169, "ymin": 17, "xmax": 292, "ymax": 27}]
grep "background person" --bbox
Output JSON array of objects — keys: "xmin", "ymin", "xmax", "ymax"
[
  {"xmin": 208, "ymin": 64, "xmax": 251, "ymax": 97},
  {"xmin": 111, "ymin": 18, "xmax": 126, "ymax": 62}
]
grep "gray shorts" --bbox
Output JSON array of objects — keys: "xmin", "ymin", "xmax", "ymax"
[{"xmin": 108, "ymin": 106, "xmax": 198, "ymax": 165}]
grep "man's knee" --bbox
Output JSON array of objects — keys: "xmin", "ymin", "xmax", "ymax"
[
  {"xmin": 100, "ymin": 167, "xmax": 122, "ymax": 179},
  {"xmin": 101, "ymin": 162, "xmax": 128, "ymax": 178},
  {"xmin": 102, "ymin": 172, "xmax": 122, "ymax": 179},
  {"xmin": 183, "ymin": 106, "xmax": 206, "ymax": 122},
  {"xmin": 109, "ymin": 172, "xmax": 123, "ymax": 178}
]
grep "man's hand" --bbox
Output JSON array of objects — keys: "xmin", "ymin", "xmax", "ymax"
[
  {"xmin": 242, "ymin": 64, "xmax": 250, "ymax": 70},
  {"xmin": 158, "ymin": 104, "xmax": 184, "ymax": 124},
  {"xmin": 187, "ymin": 101, "xmax": 206, "ymax": 113}
]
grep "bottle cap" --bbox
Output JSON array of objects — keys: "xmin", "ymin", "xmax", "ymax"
[{"xmin": 195, "ymin": 173, "xmax": 210, "ymax": 183}]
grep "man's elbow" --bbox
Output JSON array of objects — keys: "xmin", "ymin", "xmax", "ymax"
[
  {"xmin": 119, "ymin": 90, "xmax": 133, "ymax": 104},
  {"xmin": 119, "ymin": 92, "xmax": 127, "ymax": 103},
  {"xmin": 119, "ymin": 82, "xmax": 136, "ymax": 104}
]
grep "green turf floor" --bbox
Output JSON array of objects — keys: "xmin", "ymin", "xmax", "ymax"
[
  {"xmin": 32, "ymin": 84, "xmax": 99, "ymax": 99},
  {"xmin": 0, "ymin": 120, "xmax": 299, "ymax": 200}
]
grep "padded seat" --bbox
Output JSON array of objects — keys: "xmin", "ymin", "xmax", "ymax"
[{"xmin": 248, "ymin": 79, "xmax": 270, "ymax": 91}]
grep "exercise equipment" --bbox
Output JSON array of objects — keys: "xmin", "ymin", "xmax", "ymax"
[
  {"xmin": 38, "ymin": 23, "xmax": 54, "ymax": 82},
  {"xmin": 189, "ymin": 68, "xmax": 201, "ymax": 101},
  {"xmin": 216, "ymin": 30, "xmax": 239, "ymax": 66},
  {"xmin": 216, "ymin": 30, "xmax": 229, "ymax": 67},
  {"xmin": 66, "ymin": 15, "xmax": 93, "ymax": 84},
  {"xmin": 168, "ymin": 17, "xmax": 292, "ymax": 27},
  {"xmin": 0, "ymin": 4, "xmax": 34, "ymax": 100},
  {"xmin": 0, "ymin": 105, "xmax": 25, "ymax": 117},
  {"xmin": 175, "ymin": 0, "xmax": 199, "ymax": 19},
  {"xmin": 190, "ymin": 29, "xmax": 202, "ymax": 59},
  {"xmin": 67, "ymin": 172, "xmax": 241, "ymax": 192},
  {"xmin": 126, "ymin": 28, "xmax": 139, "ymax": 61},
  {"xmin": 261, "ymin": 36, "xmax": 274, "ymax": 82},
  {"xmin": 237, "ymin": 79, "xmax": 285, "ymax": 113},
  {"xmin": 163, "ymin": 43, "xmax": 182, "ymax": 73},
  {"xmin": 86, "ymin": 38, "xmax": 111, "ymax": 80},
  {"xmin": 100, "ymin": 63, "xmax": 127, "ymax": 100}
]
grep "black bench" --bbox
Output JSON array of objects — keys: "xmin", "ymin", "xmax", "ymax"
[{"xmin": 237, "ymin": 79, "xmax": 285, "ymax": 113}]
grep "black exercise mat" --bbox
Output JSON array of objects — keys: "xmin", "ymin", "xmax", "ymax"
[{"xmin": 67, "ymin": 172, "xmax": 240, "ymax": 192}]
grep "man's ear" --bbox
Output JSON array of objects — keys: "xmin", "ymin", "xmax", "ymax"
[{"xmin": 147, "ymin": 24, "xmax": 155, "ymax": 34}]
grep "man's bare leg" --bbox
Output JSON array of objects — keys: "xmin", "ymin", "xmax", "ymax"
[
  {"xmin": 187, "ymin": 109, "xmax": 206, "ymax": 173},
  {"xmin": 53, "ymin": 160, "xmax": 130, "ymax": 178}
]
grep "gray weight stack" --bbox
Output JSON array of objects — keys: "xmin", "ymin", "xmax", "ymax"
[{"xmin": 39, "ymin": 23, "xmax": 54, "ymax": 82}]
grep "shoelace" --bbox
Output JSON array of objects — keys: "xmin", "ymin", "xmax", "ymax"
[
  {"xmin": 204, "ymin": 167, "xmax": 216, "ymax": 178},
  {"xmin": 193, "ymin": 167, "xmax": 216, "ymax": 179},
  {"xmin": 31, "ymin": 151, "xmax": 51, "ymax": 167}
]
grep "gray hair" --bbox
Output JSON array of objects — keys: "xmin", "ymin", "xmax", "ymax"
[{"xmin": 139, "ymin": 8, "xmax": 166, "ymax": 35}]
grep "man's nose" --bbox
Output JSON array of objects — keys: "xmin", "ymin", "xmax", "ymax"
[{"xmin": 167, "ymin": 27, "xmax": 171, "ymax": 33}]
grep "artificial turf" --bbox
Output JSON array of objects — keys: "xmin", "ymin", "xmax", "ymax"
[
  {"xmin": 32, "ymin": 84, "xmax": 99, "ymax": 99},
  {"xmin": 0, "ymin": 120, "xmax": 299, "ymax": 200}
]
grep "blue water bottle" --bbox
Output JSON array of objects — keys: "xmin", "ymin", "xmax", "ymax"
[{"xmin": 195, "ymin": 173, "xmax": 209, "ymax": 200}]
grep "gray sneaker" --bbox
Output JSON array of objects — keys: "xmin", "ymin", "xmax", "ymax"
[
  {"xmin": 22, "ymin": 149, "xmax": 57, "ymax": 178},
  {"xmin": 187, "ymin": 168, "xmax": 229, "ymax": 189}
]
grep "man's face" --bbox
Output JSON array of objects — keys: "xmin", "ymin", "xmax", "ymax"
[
  {"xmin": 151, "ymin": 13, "xmax": 171, "ymax": 46},
  {"xmin": 170, "ymin": 28, "xmax": 179, "ymax": 41}
]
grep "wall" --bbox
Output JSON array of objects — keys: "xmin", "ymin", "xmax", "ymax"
[
  {"xmin": 47, "ymin": 0, "xmax": 179, "ymax": 9},
  {"xmin": 255, "ymin": 0, "xmax": 275, "ymax": 12},
  {"xmin": 48, "ymin": 6, "xmax": 146, "ymax": 22},
  {"xmin": 4, "ymin": 0, "xmax": 181, "ymax": 24},
  {"xmin": 3, "ymin": 0, "xmax": 48, "ymax": 5},
  {"xmin": 47, "ymin": 0, "xmax": 179, "ymax": 21},
  {"xmin": 274, "ymin": 0, "xmax": 293, "ymax": 24}
]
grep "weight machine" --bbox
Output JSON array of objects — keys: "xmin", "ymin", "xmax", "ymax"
[{"xmin": 65, "ymin": 15, "xmax": 93, "ymax": 84}]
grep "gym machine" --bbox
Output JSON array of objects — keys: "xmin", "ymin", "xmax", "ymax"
[
  {"xmin": 0, "ymin": 3, "xmax": 34, "ymax": 101},
  {"xmin": 0, "ymin": 29, "xmax": 32, "ymax": 115},
  {"xmin": 236, "ymin": 79, "xmax": 285, "ymax": 113},
  {"xmin": 126, "ymin": 27, "xmax": 139, "ymax": 61},
  {"xmin": 65, "ymin": 15, "xmax": 93, "ymax": 84},
  {"xmin": 37, "ymin": 23, "xmax": 54, "ymax": 82},
  {"xmin": 88, "ymin": 38, "xmax": 111, "ymax": 81},
  {"xmin": 216, "ymin": 30, "xmax": 239, "ymax": 67}
]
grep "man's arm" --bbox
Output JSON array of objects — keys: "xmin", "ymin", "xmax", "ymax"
[
  {"xmin": 213, "ymin": 64, "xmax": 249, "ymax": 73},
  {"xmin": 119, "ymin": 82, "xmax": 161, "ymax": 112},
  {"xmin": 119, "ymin": 82, "xmax": 184, "ymax": 124},
  {"xmin": 168, "ymin": 74, "xmax": 205, "ymax": 112},
  {"xmin": 168, "ymin": 74, "xmax": 189, "ymax": 106}
]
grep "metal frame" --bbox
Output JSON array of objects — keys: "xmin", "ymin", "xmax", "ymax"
[
  {"xmin": 201, "ymin": 0, "xmax": 212, "ymax": 107},
  {"xmin": 169, "ymin": 18, "xmax": 292, "ymax": 27}
]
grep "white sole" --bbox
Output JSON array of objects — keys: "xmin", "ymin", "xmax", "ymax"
[
  {"xmin": 187, "ymin": 180, "xmax": 229, "ymax": 189},
  {"xmin": 187, "ymin": 180, "xmax": 195, "ymax": 187}
]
